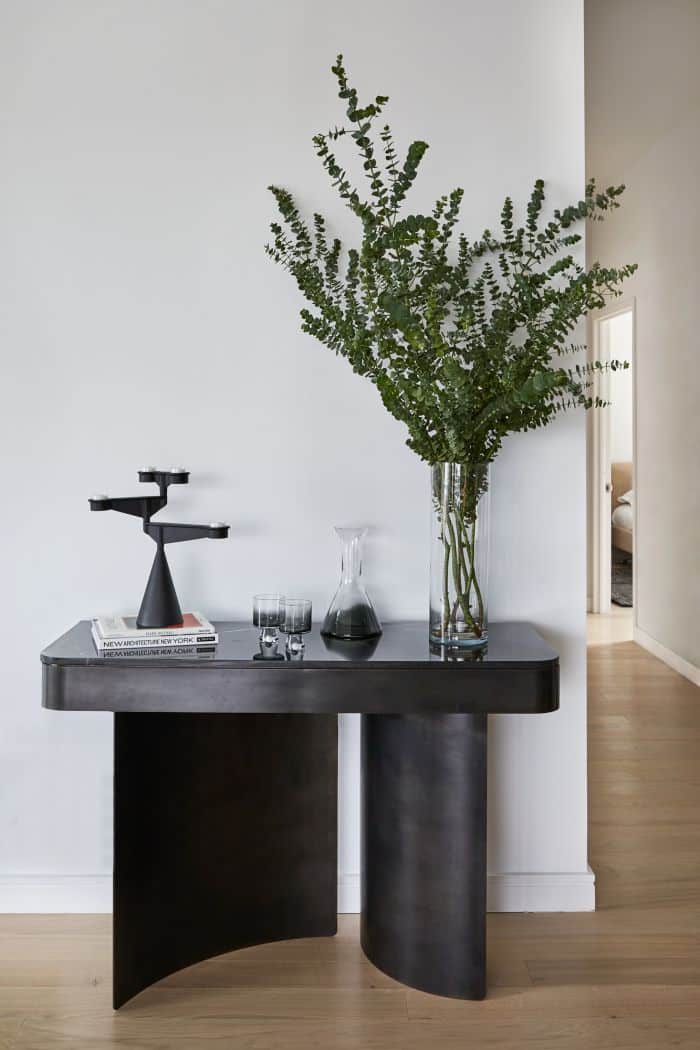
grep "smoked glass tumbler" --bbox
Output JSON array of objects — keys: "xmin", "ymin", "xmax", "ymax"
[
  {"xmin": 253, "ymin": 594, "xmax": 285, "ymax": 652},
  {"xmin": 280, "ymin": 598, "xmax": 312, "ymax": 655}
]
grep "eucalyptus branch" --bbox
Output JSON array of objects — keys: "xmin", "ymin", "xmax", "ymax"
[{"xmin": 266, "ymin": 55, "xmax": 636, "ymax": 470}]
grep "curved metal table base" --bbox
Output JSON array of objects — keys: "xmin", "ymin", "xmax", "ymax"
[
  {"xmin": 361, "ymin": 713, "xmax": 487, "ymax": 1000},
  {"xmin": 41, "ymin": 621, "xmax": 559, "ymax": 1007},
  {"xmin": 114, "ymin": 712, "xmax": 338, "ymax": 1008}
]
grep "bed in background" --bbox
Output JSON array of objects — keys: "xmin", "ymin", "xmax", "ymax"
[{"xmin": 611, "ymin": 460, "xmax": 633, "ymax": 554}]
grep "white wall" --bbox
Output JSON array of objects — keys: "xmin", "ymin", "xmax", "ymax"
[
  {"xmin": 0, "ymin": 0, "xmax": 591, "ymax": 912},
  {"xmin": 586, "ymin": 0, "xmax": 700, "ymax": 679},
  {"xmin": 607, "ymin": 312, "xmax": 634, "ymax": 464}
]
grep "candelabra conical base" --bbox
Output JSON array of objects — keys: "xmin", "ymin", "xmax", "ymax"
[{"xmin": 137, "ymin": 545, "xmax": 183, "ymax": 628}]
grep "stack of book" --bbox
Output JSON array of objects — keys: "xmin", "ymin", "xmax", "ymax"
[{"xmin": 91, "ymin": 612, "xmax": 218, "ymax": 656}]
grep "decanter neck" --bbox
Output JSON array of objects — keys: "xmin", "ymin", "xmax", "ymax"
[{"xmin": 336, "ymin": 528, "xmax": 366, "ymax": 583}]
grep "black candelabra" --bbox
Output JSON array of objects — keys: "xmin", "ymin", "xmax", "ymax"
[{"xmin": 89, "ymin": 468, "xmax": 229, "ymax": 628}]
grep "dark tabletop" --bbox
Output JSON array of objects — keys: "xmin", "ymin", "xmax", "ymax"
[
  {"xmin": 41, "ymin": 621, "xmax": 559, "ymax": 714},
  {"xmin": 42, "ymin": 620, "xmax": 556, "ymax": 669}
]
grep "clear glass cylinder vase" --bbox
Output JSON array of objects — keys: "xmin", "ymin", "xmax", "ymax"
[
  {"xmin": 430, "ymin": 462, "xmax": 490, "ymax": 649},
  {"xmin": 321, "ymin": 527, "xmax": 382, "ymax": 640}
]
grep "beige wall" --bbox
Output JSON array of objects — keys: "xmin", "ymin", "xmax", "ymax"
[
  {"xmin": 586, "ymin": 0, "xmax": 700, "ymax": 672},
  {"xmin": 607, "ymin": 311, "xmax": 634, "ymax": 463}
]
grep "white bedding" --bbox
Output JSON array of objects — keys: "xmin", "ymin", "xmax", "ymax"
[{"xmin": 612, "ymin": 503, "xmax": 633, "ymax": 531}]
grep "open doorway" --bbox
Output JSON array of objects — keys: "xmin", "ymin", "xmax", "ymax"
[
  {"xmin": 608, "ymin": 312, "xmax": 634, "ymax": 607},
  {"xmin": 589, "ymin": 306, "xmax": 635, "ymax": 615}
]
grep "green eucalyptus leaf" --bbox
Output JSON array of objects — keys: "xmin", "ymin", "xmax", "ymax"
[{"xmin": 266, "ymin": 56, "xmax": 636, "ymax": 469}]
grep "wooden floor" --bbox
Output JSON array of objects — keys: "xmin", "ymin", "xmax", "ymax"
[{"xmin": 2, "ymin": 614, "xmax": 699, "ymax": 1048}]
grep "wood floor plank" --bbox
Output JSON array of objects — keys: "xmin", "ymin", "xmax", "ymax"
[
  {"xmin": 406, "ymin": 983, "xmax": 700, "ymax": 1019},
  {"xmin": 0, "ymin": 937, "xmax": 110, "ymax": 964},
  {"xmin": 12, "ymin": 1018, "xmax": 700, "ymax": 1050},
  {"xmin": 11, "ymin": 987, "xmax": 408, "ymax": 1045},
  {"xmin": 0, "ymin": 917, "xmax": 109, "ymax": 936}
]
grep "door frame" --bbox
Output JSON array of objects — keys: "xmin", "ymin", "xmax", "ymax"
[{"xmin": 589, "ymin": 300, "xmax": 636, "ymax": 614}]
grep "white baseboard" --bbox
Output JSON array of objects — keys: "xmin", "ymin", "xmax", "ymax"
[
  {"xmin": 486, "ymin": 868, "xmax": 595, "ymax": 912},
  {"xmin": 0, "ymin": 875, "xmax": 112, "ymax": 913},
  {"xmin": 338, "ymin": 872, "xmax": 360, "ymax": 914},
  {"xmin": 1, "ymin": 869, "xmax": 595, "ymax": 915},
  {"xmin": 340, "ymin": 870, "xmax": 595, "ymax": 914},
  {"xmin": 633, "ymin": 625, "xmax": 700, "ymax": 686}
]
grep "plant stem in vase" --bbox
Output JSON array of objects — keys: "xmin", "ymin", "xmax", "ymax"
[{"xmin": 430, "ymin": 463, "xmax": 489, "ymax": 649}]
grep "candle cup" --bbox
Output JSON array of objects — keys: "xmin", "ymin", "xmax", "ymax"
[{"xmin": 280, "ymin": 599, "xmax": 312, "ymax": 655}]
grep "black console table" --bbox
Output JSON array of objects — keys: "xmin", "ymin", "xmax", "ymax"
[{"xmin": 41, "ymin": 621, "xmax": 558, "ymax": 1007}]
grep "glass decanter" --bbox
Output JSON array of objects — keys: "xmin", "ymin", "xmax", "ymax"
[{"xmin": 321, "ymin": 527, "xmax": 382, "ymax": 640}]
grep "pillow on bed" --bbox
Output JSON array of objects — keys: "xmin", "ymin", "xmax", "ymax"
[
  {"xmin": 612, "ymin": 503, "xmax": 633, "ymax": 531},
  {"xmin": 617, "ymin": 489, "xmax": 634, "ymax": 505}
]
